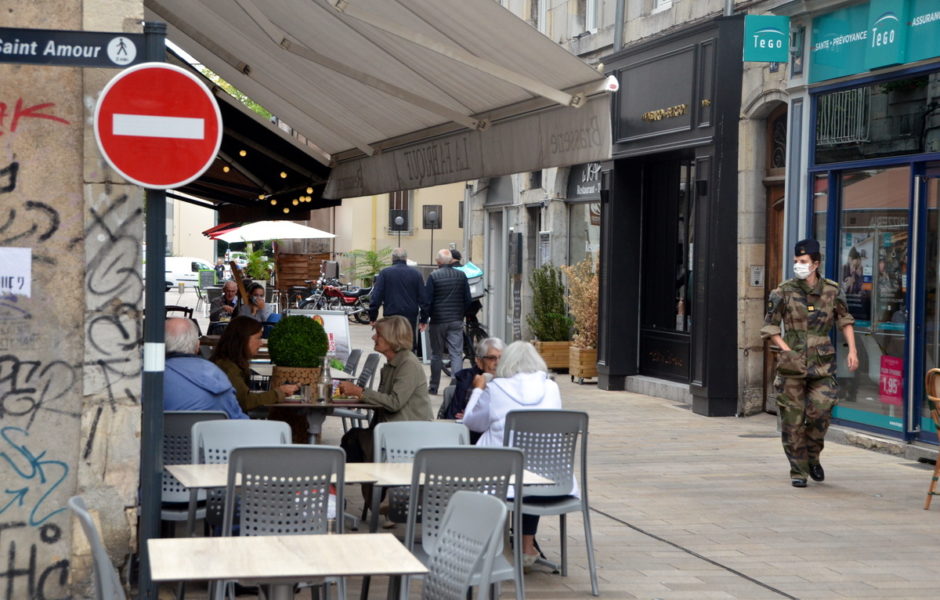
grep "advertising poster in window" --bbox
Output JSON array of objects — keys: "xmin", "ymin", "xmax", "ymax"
[{"xmin": 841, "ymin": 232, "xmax": 874, "ymax": 325}]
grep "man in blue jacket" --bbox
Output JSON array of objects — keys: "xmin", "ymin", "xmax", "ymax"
[
  {"xmin": 420, "ymin": 249, "xmax": 471, "ymax": 394},
  {"xmin": 369, "ymin": 247, "xmax": 424, "ymax": 333},
  {"xmin": 163, "ymin": 318, "xmax": 248, "ymax": 419}
]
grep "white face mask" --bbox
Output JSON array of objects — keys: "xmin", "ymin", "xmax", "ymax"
[{"xmin": 793, "ymin": 262, "xmax": 814, "ymax": 280}]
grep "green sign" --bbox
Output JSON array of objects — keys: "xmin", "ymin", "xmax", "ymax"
[
  {"xmin": 743, "ymin": 15, "xmax": 790, "ymax": 62},
  {"xmin": 909, "ymin": 0, "xmax": 940, "ymax": 62},
  {"xmin": 811, "ymin": 0, "xmax": 940, "ymax": 83}
]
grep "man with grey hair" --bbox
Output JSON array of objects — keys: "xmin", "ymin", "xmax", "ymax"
[
  {"xmin": 368, "ymin": 247, "xmax": 424, "ymax": 339},
  {"xmin": 164, "ymin": 318, "xmax": 247, "ymax": 419},
  {"xmin": 420, "ymin": 248, "xmax": 471, "ymax": 394},
  {"xmin": 441, "ymin": 337, "xmax": 504, "ymax": 428}
]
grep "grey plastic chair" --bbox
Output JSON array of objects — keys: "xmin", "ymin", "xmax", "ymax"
[
  {"xmin": 343, "ymin": 348, "xmax": 363, "ymax": 375},
  {"xmin": 503, "ymin": 409, "xmax": 598, "ymax": 596},
  {"xmin": 421, "ymin": 491, "xmax": 508, "ymax": 600},
  {"xmin": 68, "ymin": 496, "xmax": 126, "ymax": 600},
  {"xmin": 373, "ymin": 421, "xmax": 469, "ymax": 523},
  {"xmin": 162, "ymin": 411, "xmax": 227, "ymax": 526},
  {"xmin": 219, "ymin": 445, "xmax": 346, "ymax": 600},
  {"xmin": 437, "ymin": 384, "xmax": 457, "ymax": 419},
  {"xmin": 403, "ymin": 447, "xmax": 525, "ymax": 600},
  {"xmin": 355, "ymin": 352, "xmax": 381, "ymax": 389},
  {"xmin": 190, "ymin": 420, "xmax": 291, "ymax": 530}
]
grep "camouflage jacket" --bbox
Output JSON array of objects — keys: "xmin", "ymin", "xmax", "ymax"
[{"xmin": 761, "ymin": 277, "xmax": 854, "ymax": 378}]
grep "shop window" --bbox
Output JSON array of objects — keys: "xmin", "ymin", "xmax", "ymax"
[
  {"xmin": 652, "ymin": 0, "xmax": 673, "ymax": 14},
  {"xmin": 567, "ymin": 202, "xmax": 600, "ymax": 267},
  {"xmin": 388, "ymin": 190, "xmax": 413, "ymax": 234},
  {"xmin": 815, "ymin": 72, "xmax": 938, "ymax": 165}
]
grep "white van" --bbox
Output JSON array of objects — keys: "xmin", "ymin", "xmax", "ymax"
[{"xmin": 165, "ymin": 256, "xmax": 214, "ymax": 287}]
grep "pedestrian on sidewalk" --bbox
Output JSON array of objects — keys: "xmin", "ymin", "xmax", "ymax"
[
  {"xmin": 761, "ymin": 238, "xmax": 858, "ymax": 488},
  {"xmin": 419, "ymin": 249, "xmax": 471, "ymax": 395}
]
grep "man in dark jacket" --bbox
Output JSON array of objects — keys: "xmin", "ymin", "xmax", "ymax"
[
  {"xmin": 368, "ymin": 248, "xmax": 424, "ymax": 332},
  {"xmin": 420, "ymin": 249, "xmax": 471, "ymax": 394}
]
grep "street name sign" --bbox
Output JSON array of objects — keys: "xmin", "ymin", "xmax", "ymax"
[
  {"xmin": 94, "ymin": 62, "xmax": 222, "ymax": 189},
  {"xmin": 0, "ymin": 26, "xmax": 144, "ymax": 68}
]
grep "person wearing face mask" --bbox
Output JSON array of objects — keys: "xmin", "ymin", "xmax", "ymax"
[{"xmin": 761, "ymin": 239, "xmax": 858, "ymax": 488}]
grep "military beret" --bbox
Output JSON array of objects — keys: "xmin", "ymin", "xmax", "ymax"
[{"xmin": 794, "ymin": 238, "xmax": 820, "ymax": 257}]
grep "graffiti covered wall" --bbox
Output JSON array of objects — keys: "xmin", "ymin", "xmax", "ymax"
[{"xmin": 0, "ymin": 1, "xmax": 143, "ymax": 597}]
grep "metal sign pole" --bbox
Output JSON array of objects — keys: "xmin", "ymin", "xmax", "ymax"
[{"xmin": 139, "ymin": 20, "xmax": 166, "ymax": 600}]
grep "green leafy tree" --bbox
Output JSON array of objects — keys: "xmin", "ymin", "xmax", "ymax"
[
  {"xmin": 347, "ymin": 247, "xmax": 392, "ymax": 286},
  {"xmin": 527, "ymin": 264, "xmax": 572, "ymax": 341},
  {"xmin": 244, "ymin": 244, "xmax": 272, "ymax": 280},
  {"xmin": 199, "ymin": 67, "xmax": 272, "ymax": 119}
]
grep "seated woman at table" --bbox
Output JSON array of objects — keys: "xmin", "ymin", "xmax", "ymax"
[
  {"xmin": 337, "ymin": 315, "xmax": 432, "ymax": 462},
  {"xmin": 462, "ymin": 340, "xmax": 566, "ymax": 567},
  {"xmin": 237, "ymin": 282, "xmax": 273, "ymax": 322},
  {"xmin": 210, "ymin": 316, "xmax": 298, "ymax": 413}
]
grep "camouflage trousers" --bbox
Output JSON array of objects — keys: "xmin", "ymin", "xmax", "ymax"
[{"xmin": 776, "ymin": 375, "xmax": 839, "ymax": 479}]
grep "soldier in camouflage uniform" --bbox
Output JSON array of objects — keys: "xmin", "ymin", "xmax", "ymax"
[{"xmin": 761, "ymin": 239, "xmax": 858, "ymax": 487}]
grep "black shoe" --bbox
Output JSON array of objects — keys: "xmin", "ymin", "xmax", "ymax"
[
  {"xmin": 809, "ymin": 463, "xmax": 825, "ymax": 482},
  {"xmin": 791, "ymin": 478, "xmax": 807, "ymax": 488},
  {"xmin": 428, "ymin": 388, "xmax": 438, "ymax": 395}
]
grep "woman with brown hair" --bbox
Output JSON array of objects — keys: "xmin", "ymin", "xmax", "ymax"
[{"xmin": 210, "ymin": 316, "xmax": 299, "ymax": 412}]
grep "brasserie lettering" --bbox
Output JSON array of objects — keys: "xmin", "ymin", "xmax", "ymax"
[{"xmin": 550, "ymin": 116, "xmax": 601, "ymax": 154}]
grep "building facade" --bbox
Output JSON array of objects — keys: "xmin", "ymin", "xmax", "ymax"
[{"xmin": 776, "ymin": 0, "xmax": 940, "ymax": 445}]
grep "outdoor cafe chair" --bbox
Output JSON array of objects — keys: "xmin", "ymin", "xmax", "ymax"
[
  {"xmin": 162, "ymin": 411, "xmax": 227, "ymax": 529},
  {"xmin": 335, "ymin": 349, "xmax": 367, "ymax": 433},
  {"xmin": 420, "ymin": 491, "xmax": 508, "ymax": 600},
  {"xmin": 503, "ymin": 409, "xmax": 599, "ymax": 596},
  {"xmin": 402, "ymin": 447, "xmax": 525, "ymax": 600},
  {"xmin": 219, "ymin": 445, "xmax": 346, "ymax": 600},
  {"xmin": 356, "ymin": 352, "xmax": 381, "ymax": 389},
  {"xmin": 372, "ymin": 421, "xmax": 469, "ymax": 523},
  {"xmin": 190, "ymin": 420, "xmax": 291, "ymax": 531},
  {"xmin": 68, "ymin": 496, "xmax": 126, "ymax": 600},
  {"xmin": 924, "ymin": 368, "xmax": 940, "ymax": 510}
]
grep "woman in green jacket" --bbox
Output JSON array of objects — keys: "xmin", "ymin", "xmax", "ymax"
[
  {"xmin": 210, "ymin": 316, "xmax": 298, "ymax": 413},
  {"xmin": 338, "ymin": 315, "xmax": 432, "ymax": 461}
]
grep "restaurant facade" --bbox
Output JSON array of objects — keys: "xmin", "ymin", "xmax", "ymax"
[
  {"xmin": 777, "ymin": 0, "xmax": 940, "ymax": 444},
  {"xmin": 597, "ymin": 15, "xmax": 746, "ymax": 417}
]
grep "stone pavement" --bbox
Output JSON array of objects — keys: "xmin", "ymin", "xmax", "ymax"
[{"xmin": 166, "ymin": 289, "xmax": 940, "ymax": 599}]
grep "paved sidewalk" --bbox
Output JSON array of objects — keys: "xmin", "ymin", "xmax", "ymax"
[{"xmin": 167, "ymin": 291, "xmax": 940, "ymax": 598}]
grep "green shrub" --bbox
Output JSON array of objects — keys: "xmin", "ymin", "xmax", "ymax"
[
  {"xmin": 267, "ymin": 315, "xmax": 329, "ymax": 367},
  {"xmin": 527, "ymin": 264, "xmax": 572, "ymax": 342}
]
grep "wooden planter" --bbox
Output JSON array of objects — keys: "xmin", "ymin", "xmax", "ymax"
[
  {"xmin": 534, "ymin": 341, "xmax": 570, "ymax": 372},
  {"xmin": 569, "ymin": 346, "xmax": 597, "ymax": 384},
  {"xmin": 270, "ymin": 365, "xmax": 321, "ymax": 387}
]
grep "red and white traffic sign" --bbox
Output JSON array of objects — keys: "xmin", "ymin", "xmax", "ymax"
[{"xmin": 94, "ymin": 62, "xmax": 222, "ymax": 189}]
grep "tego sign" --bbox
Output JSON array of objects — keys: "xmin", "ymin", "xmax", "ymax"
[
  {"xmin": 743, "ymin": 15, "xmax": 790, "ymax": 63},
  {"xmin": 94, "ymin": 62, "xmax": 222, "ymax": 189}
]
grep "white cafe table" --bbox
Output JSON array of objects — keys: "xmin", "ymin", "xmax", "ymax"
[
  {"xmin": 148, "ymin": 533, "xmax": 427, "ymax": 600},
  {"xmin": 166, "ymin": 461, "xmax": 551, "ymax": 490}
]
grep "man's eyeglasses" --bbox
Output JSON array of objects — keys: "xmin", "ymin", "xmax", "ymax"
[{"xmin": 480, "ymin": 355, "xmax": 499, "ymax": 361}]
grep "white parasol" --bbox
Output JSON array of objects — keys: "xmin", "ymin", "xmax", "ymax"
[{"xmin": 215, "ymin": 220, "xmax": 335, "ymax": 243}]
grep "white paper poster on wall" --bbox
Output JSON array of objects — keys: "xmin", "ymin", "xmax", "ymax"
[
  {"xmin": 0, "ymin": 247, "xmax": 31, "ymax": 297},
  {"xmin": 285, "ymin": 309, "xmax": 351, "ymax": 361}
]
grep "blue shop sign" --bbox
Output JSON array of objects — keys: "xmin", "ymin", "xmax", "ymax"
[
  {"xmin": 743, "ymin": 15, "xmax": 790, "ymax": 62},
  {"xmin": 810, "ymin": 0, "xmax": 940, "ymax": 83}
]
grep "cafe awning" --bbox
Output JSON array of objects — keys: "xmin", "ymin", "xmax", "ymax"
[{"xmin": 144, "ymin": 0, "xmax": 618, "ymax": 199}]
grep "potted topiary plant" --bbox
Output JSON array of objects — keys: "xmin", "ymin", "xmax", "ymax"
[
  {"xmin": 267, "ymin": 314, "xmax": 330, "ymax": 387},
  {"xmin": 527, "ymin": 263, "xmax": 572, "ymax": 370},
  {"xmin": 561, "ymin": 256, "xmax": 598, "ymax": 383}
]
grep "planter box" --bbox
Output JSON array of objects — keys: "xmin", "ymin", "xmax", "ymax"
[
  {"xmin": 534, "ymin": 341, "xmax": 570, "ymax": 371},
  {"xmin": 271, "ymin": 365, "xmax": 321, "ymax": 387},
  {"xmin": 569, "ymin": 346, "xmax": 597, "ymax": 383}
]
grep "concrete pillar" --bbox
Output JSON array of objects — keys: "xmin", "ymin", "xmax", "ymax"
[{"xmin": 0, "ymin": 1, "xmax": 143, "ymax": 597}]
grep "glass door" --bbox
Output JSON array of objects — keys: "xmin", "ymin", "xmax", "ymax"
[
  {"xmin": 832, "ymin": 167, "xmax": 910, "ymax": 433},
  {"xmin": 917, "ymin": 167, "xmax": 940, "ymax": 442}
]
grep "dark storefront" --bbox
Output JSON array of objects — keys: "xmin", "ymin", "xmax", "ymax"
[{"xmin": 599, "ymin": 15, "xmax": 743, "ymax": 416}]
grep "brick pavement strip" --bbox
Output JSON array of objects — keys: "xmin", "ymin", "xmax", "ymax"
[{"xmin": 166, "ymin": 297, "xmax": 940, "ymax": 599}]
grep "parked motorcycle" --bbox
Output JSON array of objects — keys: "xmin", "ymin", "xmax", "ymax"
[{"xmin": 323, "ymin": 283, "xmax": 372, "ymax": 324}]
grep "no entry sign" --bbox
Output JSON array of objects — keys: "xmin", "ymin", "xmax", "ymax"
[{"xmin": 94, "ymin": 62, "xmax": 222, "ymax": 189}]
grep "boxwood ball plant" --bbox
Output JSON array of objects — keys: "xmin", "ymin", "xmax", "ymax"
[{"xmin": 267, "ymin": 315, "xmax": 329, "ymax": 368}]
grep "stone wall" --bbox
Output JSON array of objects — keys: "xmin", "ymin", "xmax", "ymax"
[{"xmin": 0, "ymin": 1, "xmax": 143, "ymax": 597}]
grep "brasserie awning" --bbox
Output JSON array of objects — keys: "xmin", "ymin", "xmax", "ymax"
[{"xmin": 144, "ymin": 0, "xmax": 617, "ymax": 199}]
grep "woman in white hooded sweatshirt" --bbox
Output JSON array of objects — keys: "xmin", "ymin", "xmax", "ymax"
[{"xmin": 462, "ymin": 340, "xmax": 563, "ymax": 566}]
